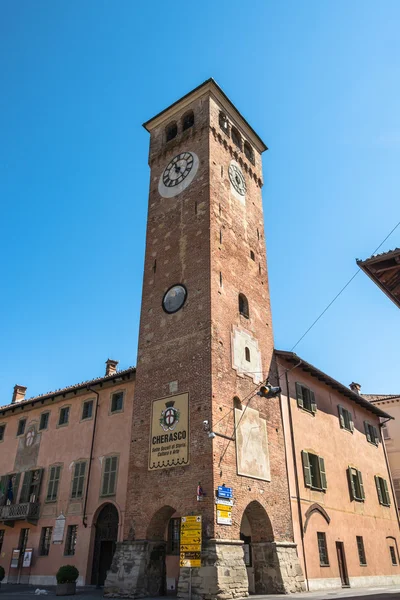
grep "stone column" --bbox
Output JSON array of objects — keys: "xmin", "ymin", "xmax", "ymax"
[
  {"xmin": 104, "ymin": 540, "xmax": 166, "ymax": 598},
  {"xmin": 251, "ymin": 541, "xmax": 305, "ymax": 594},
  {"xmin": 178, "ymin": 539, "xmax": 249, "ymax": 600}
]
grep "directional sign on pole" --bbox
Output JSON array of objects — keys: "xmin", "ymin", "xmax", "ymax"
[{"xmin": 180, "ymin": 515, "xmax": 201, "ymax": 568}]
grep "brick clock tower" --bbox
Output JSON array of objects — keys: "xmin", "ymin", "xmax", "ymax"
[{"xmin": 105, "ymin": 80, "xmax": 304, "ymax": 598}]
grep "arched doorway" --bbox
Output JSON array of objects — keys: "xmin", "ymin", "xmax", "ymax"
[
  {"xmin": 240, "ymin": 501, "xmax": 279, "ymax": 595},
  {"xmin": 91, "ymin": 503, "xmax": 119, "ymax": 586},
  {"xmin": 146, "ymin": 505, "xmax": 177, "ymax": 596}
]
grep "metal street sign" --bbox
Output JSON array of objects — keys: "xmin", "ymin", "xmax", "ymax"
[
  {"xmin": 214, "ymin": 497, "xmax": 233, "ymax": 507},
  {"xmin": 217, "ymin": 486, "xmax": 233, "ymax": 498},
  {"xmin": 180, "ymin": 515, "xmax": 201, "ymax": 568}
]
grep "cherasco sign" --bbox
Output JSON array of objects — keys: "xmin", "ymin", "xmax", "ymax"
[{"xmin": 149, "ymin": 392, "xmax": 189, "ymax": 470}]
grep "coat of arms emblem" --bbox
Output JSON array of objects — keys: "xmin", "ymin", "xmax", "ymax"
[{"xmin": 160, "ymin": 400, "xmax": 180, "ymax": 432}]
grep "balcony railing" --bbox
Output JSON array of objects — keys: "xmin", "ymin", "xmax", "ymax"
[{"xmin": 0, "ymin": 502, "xmax": 40, "ymax": 522}]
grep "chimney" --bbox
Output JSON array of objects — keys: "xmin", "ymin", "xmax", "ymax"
[
  {"xmin": 12, "ymin": 385, "xmax": 27, "ymax": 404},
  {"xmin": 349, "ymin": 382, "xmax": 361, "ymax": 395},
  {"xmin": 105, "ymin": 359, "xmax": 119, "ymax": 377}
]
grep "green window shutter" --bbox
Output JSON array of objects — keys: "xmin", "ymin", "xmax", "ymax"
[
  {"xmin": 338, "ymin": 406, "xmax": 345, "ymax": 428},
  {"xmin": 0, "ymin": 475, "xmax": 9, "ymax": 506},
  {"xmin": 358, "ymin": 470, "xmax": 365, "ymax": 501},
  {"xmin": 310, "ymin": 391, "xmax": 317, "ymax": 414},
  {"xmin": 347, "ymin": 467, "xmax": 356, "ymax": 500},
  {"xmin": 301, "ymin": 451, "xmax": 312, "ymax": 487},
  {"xmin": 375, "ymin": 476, "xmax": 383, "ymax": 504},
  {"xmin": 47, "ymin": 468, "xmax": 55, "ymax": 501},
  {"xmin": 319, "ymin": 456, "xmax": 327, "ymax": 490},
  {"xmin": 364, "ymin": 421, "xmax": 371, "ymax": 443},
  {"xmin": 296, "ymin": 383, "xmax": 304, "ymax": 408},
  {"xmin": 32, "ymin": 469, "xmax": 44, "ymax": 502},
  {"xmin": 373, "ymin": 427, "xmax": 380, "ymax": 445},
  {"xmin": 12, "ymin": 473, "xmax": 21, "ymax": 504},
  {"xmin": 383, "ymin": 479, "xmax": 391, "ymax": 506},
  {"xmin": 71, "ymin": 463, "xmax": 80, "ymax": 498},
  {"xmin": 20, "ymin": 471, "xmax": 33, "ymax": 503},
  {"xmin": 109, "ymin": 457, "xmax": 118, "ymax": 495},
  {"xmin": 102, "ymin": 458, "xmax": 111, "ymax": 496}
]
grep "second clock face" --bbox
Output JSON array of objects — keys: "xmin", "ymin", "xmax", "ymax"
[
  {"xmin": 229, "ymin": 161, "xmax": 247, "ymax": 197},
  {"xmin": 158, "ymin": 151, "xmax": 199, "ymax": 198}
]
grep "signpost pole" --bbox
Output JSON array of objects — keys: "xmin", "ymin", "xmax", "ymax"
[{"xmin": 189, "ymin": 567, "xmax": 192, "ymax": 600}]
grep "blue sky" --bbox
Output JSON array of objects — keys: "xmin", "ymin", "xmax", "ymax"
[{"xmin": 1, "ymin": 1, "xmax": 399, "ymax": 404}]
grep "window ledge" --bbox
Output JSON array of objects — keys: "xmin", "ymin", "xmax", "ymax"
[
  {"xmin": 299, "ymin": 407, "xmax": 316, "ymax": 416},
  {"xmin": 319, "ymin": 563, "xmax": 330, "ymax": 567}
]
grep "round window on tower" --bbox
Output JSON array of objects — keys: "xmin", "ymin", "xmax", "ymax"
[{"xmin": 162, "ymin": 284, "xmax": 188, "ymax": 314}]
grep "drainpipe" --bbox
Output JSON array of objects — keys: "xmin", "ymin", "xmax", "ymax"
[
  {"xmin": 82, "ymin": 387, "xmax": 100, "ymax": 528},
  {"xmin": 379, "ymin": 418, "xmax": 400, "ymax": 530},
  {"xmin": 284, "ymin": 365, "xmax": 310, "ymax": 590}
]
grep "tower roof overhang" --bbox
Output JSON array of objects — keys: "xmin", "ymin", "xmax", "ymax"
[
  {"xmin": 356, "ymin": 249, "xmax": 400, "ymax": 309},
  {"xmin": 143, "ymin": 78, "xmax": 268, "ymax": 155}
]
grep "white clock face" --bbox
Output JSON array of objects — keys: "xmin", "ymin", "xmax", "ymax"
[
  {"xmin": 229, "ymin": 161, "xmax": 247, "ymax": 197},
  {"xmin": 158, "ymin": 151, "xmax": 199, "ymax": 198}
]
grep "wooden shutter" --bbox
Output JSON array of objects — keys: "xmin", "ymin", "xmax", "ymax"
[
  {"xmin": 102, "ymin": 458, "xmax": 111, "ymax": 496},
  {"xmin": 20, "ymin": 471, "xmax": 33, "ymax": 503},
  {"xmin": 338, "ymin": 406, "xmax": 345, "ymax": 428},
  {"xmin": 310, "ymin": 391, "xmax": 317, "ymax": 414},
  {"xmin": 347, "ymin": 467, "xmax": 355, "ymax": 500},
  {"xmin": 296, "ymin": 383, "xmax": 304, "ymax": 408},
  {"xmin": 349, "ymin": 412, "xmax": 355, "ymax": 433},
  {"xmin": 31, "ymin": 469, "xmax": 43, "ymax": 502},
  {"xmin": 301, "ymin": 451, "xmax": 312, "ymax": 487},
  {"xmin": 12, "ymin": 473, "xmax": 21, "ymax": 504},
  {"xmin": 358, "ymin": 470, "xmax": 365, "ymax": 500},
  {"xmin": 109, "ymin": 457, "xmax": 118, "ymax": 495},
  {"xmin": 319, "ymin": 456, "xmax": 327, "ymax": 490},
  {"xmin": 375, "ymin": 475, "xmax": 383, "ymax": 504},
  {"xmin": 383, "ymin": 479, "xmax": 391, "ymax": 506},
  {"xmin": 71, "ymin": 463, "xmax": 80, "ymax": 498},
  {"xmin": 373, "ymin": 427, "xmax": 380, "ymax": 446},
  {"xmin": 0, "ymin": 476, "xmax": 8, "ymax": 506},
  {"xmin": 364, "ymin": 421, "xmax": 371, "ymax": 443}
]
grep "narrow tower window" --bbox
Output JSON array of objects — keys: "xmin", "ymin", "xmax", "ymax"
[
  {"xmin": 219, "ymin": 112, "xmax": 229, "ymax": 134},
  {"xmin": 244, "ymin": 141, "xmax": 255, "ymax": 165},
  {"xmin": 231, "ymin": 127, "xmax": 242, "ymax": 150},
  {"xmin": 250, "ymin": 250, "xmax": 255, "ymax": 261},
  {"xmin": 220, "ymin": 272, "xmax": 223, "ymax": 287},
  {"xmin": 220, "ymin": 229, "xmax": 222, "ymax": 244},
  {"xmin": 238, "ymin": 293, "xmax": 249, "ymax": 318},
  {"xmin": 166, "ymin": 122, "xmax": 178, "ymax": 142},
  {"xmin": 182, "ymin": 111, "xmax": 194, "ymax": 131},
  {"xmin": 245, "ymin": 347, "xmax": 251, "ymax": 362}
]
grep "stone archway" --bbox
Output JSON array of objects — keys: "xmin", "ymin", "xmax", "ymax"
[
  {"xmin": 145, "ymin": 505, "xmax": 177, "ymax": 596},
  {"xmin": 91, "ymin": 503, "xmax": 119, "ymax": 586}
]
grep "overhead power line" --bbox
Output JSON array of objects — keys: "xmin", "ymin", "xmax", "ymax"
[{"xmin": 290, "ymin": 219, "xmax": 400, "ymax": 352}]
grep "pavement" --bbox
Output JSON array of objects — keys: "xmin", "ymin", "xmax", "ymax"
[{"xmin": 1, "ymin": 585, "xmax": 400, "ymax": 600}]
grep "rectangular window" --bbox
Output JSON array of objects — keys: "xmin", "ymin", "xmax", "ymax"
[
  {"xmin": 39, "ymin": 526, "xmax": 53, "ymax": 556},
  {"xmin": 296, "ymin": 383, "xmax": 317, "ymax": 414},
  {"xmin": 375, "ymin": 476, "xmax": 391, "ymax": 506},
  {"xmin": 347, "ymin": 467, "xmax": 365, "ymax": 502},
  {"xmin": 0, "ymin": 530, "xmax": 4, "ymax": 553},
  {"xmin": 167, "ymin": 518, "xmax": 181, "ymax": 555},
  {"xmin": 17, "ymin": 419, "xmax": 26, "ymax": 436},
  {"xmin": 71, "ymin": 461, "xmax": 86, "ymax": 499},
  {"xmin": 82, "ymin": 400, "xmax": 93, "ymax": 421},
  {"xmin": 58, "ymin": 407, "xmax": 70, "ymax": 426},
  {"xmin": 364, "ymin": 421, "xmax": 379, "ymax": 446},
  {"xmin": 3, "ymin": 473, "xmax": 21, "ymax": 505},
  {"xmin": 19, "ymin": 469, "xmax": 43, "ymax": 503},
  {"xmin": 390, "ymin": 546, "xmax": 398, "ymax": 566},
  {"xmin": 356, "ymin": 536, "xmax": 367, "ymax": 565},
  {"xmin": 0, "ymin": 424, "xmax": 5, "ymax": 442},
  {"xmin": 382, "ymin": 423, "xmax": 390, "ymax": 440},
  {"xmin": 39, "ymin": 412, "xmax": 50, "ymax": 431},
  {"xmin": 302, "ymin": 451, "xmax": 327, "ymax": 491},
  {"xmin": 111, "ymin": 392, "xmax": 124, "ymax": 414},
  {"xmin": 101, "ymin": 456, "xmax": 118, "ymax": 497},
  {"xmin": 46, "ymin": 466, "xmax": 61, "ymax": 502},
  {"xmin": 338, "ymin": 405, "xmax": 354, "ymax": 432},
  {"xmin": 317, "ymin": 532, "xmax": 329, "ymax": 566},
  {"xmin": 64, "ymin": 525, "xmax": 77, "ymax": 556}
]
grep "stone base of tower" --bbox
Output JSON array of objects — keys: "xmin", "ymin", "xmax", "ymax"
[
  {"xmin": 251, "ymin": 541, "xmax": 305, "ymax": 594},
  {"xmin": 104, "ymin": 539, "xmax": 305, "ymax": 598}
]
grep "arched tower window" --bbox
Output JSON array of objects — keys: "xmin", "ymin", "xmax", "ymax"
[
  {"xmin": 219, "ymin": 112, "xmax": 229, "ymax": 134},
  {"xmin": 245, "ymin": 347, "xmax": 251, "ymax": 362},
  {"xmin": 166, "ymin": 122, "xmax": 177, "ymax": 142},
  {"xmin": 182, "ymin": 111, "xmax": 194, "ymax": 131},
  {"xmin": 244, "ymin": 141, "xmax": 255, "ymax": 164},
  {"xmin": 239, "ymin": 293, "xmax": 249, "ymax": 318},
  {"xmin": 231, "ymin": 127, "xmax": 242, "ymax": 150}
]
